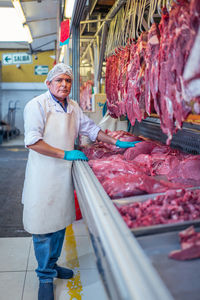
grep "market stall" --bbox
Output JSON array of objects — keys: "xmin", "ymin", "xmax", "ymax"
[{"xmin": 70, "ymin": 0, "xmax": 200, "ymax": 299}]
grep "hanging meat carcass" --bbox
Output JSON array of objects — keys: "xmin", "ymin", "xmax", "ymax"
[
  {"xmin": 105, "ymin": 54, "xmax": 120, "ymax": 118},
  {"xmin": 125, "ymin": 32, "xmax": 148, "ymax": 126},
  {"xmin": 158, "ymin": 0, "xmax": 199, "ymax": 143},
  {"xmin": 145, "ymin": 23, "xmax": 160, "ymax": 115},
  {"xmin": 105, "ymin": 0, "xmax": 200, "ymax": 144},
  {"xmin": 105, "ymin": 44, "xmax": 130, "ymax": 118}
]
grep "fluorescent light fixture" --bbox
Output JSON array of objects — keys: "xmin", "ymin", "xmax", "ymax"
[
  {"xmin": 65, "ymin": 0, "xmax": 75, "ymax": 18},
  {"xmin": 0, "ymin": 8, "xmax": 28, "ymax": 42},
  {"xmin": 11, "ymin": 0, "xmax": 26, "ymax": 24},
  {"xmin": 11, "ymin": 0, "xmax": 33, "ymax": 44},
  {"xmin": 23, "ymin": 24, "xmax": 33, "ymax": 44}
]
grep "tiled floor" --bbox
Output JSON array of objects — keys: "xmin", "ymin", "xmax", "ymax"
[
  {"xmin": 1, "ymin": 135, "xmax": 25, "ymax": 147},
  {"xmin": 0, "ymin": 220, "xmax": 109, "ymax": 300}
]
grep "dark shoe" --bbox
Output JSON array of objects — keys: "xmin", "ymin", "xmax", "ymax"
[
  {"xmin": 55, "ymin": 264, "xmax": 74, "ymax": 279},
  {"xmin": 38, "ymin": 282, "xmax": 54, "ymax": 300}
]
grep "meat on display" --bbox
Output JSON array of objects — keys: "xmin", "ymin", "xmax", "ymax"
[
  {"xmin": 81, "ymin": 130, "xmax": 200, "ymax": 199},
  {"xmin": 105, "ymin": 0, "xmax": 200, "ymax": 144},
  {"xmin": 169, "ymin": 225, "xmax": 200, "ymax": 260},
  {"xmin": 116, "ymin": 189, "xmax": 200, "ymax": 229}
]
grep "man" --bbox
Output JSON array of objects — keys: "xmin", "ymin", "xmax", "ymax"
[{"xmin": 22, "ymin": 63, "xmax": 139, "ymax": 300}]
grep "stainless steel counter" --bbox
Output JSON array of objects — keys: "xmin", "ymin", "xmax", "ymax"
[{"xmin": 72, "ymin": 161, "xmax": 173, "ymax": 300}]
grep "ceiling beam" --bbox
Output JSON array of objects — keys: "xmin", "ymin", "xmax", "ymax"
[
  {"xmin": 81, "ymin": 0, "xmax": 126, "ymax": 61},
  {"xmin": 70, "ymin": 0, "xmax": 87, "ymax": 29},
  {"xmin": 89, "ymin": 0, "xmax": 98, "ymax": 16},
  {"xmin": 26, "ymin": 17, "xmax": 56, "ymax": 23},
  {"xmin": 33, "ymin": 32, "xmax": 57, "ymax": 39},
  {"xmin": 80, "ymin": 18, "xmax": 110, "ymax": 24},
  {"xmin": 97, "ymin": 22, "xmax": 108, "ymax": 81}
]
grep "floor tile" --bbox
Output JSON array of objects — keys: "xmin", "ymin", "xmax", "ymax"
[
  {"xmin": 27, "ymin": 241, "xmax": 36, "ymax": 271},
  {"xmin": 22, "ymin": 271, "xmax": 38, "ymax": 300},
  {"xmin": 0, "ymin": 237, "xmax": 31, "ymax": 271},
  {"xmin": 59, "ymin": 235, "xmax": 97, "ymax": 270},
  {"xmin": 24, "ymin": 269, "xmax": 109, "ymax": 300},
  {"xmin": 72, "ymin": 219, "xmax": 89, "ymax": 236},
  {"xmin": 54, "ymin": 268, "xmax": 109, "ymax": 300},
  {"xmin": 0, "ymin": 271, "xmax": 25, "ymax": 300}
]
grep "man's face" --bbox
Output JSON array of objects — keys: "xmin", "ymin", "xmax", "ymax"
[{"xmin": 46, "ymin": 73, "xmax": 72, "ymax": 102}]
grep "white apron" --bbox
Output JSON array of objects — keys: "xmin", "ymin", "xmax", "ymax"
[{"xmin": 22, "ymin": 111, "xmax": 77, "ymax": 234}]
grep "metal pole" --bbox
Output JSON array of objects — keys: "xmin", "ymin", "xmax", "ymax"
[{"xmin": 72, "ymin": 25, "xmax": 80, "ymax": 104}]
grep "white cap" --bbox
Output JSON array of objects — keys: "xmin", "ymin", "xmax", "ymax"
[{"xmin": 45, "ymin": 63, "xmax": 73, "ymax": 84}]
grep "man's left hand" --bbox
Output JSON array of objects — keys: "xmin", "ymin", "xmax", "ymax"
[{"xmin": 115, "ymin": 140, "xmax": 141, "ymax": 148}]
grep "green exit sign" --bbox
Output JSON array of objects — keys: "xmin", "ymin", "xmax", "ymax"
[{"xmin": 34, "ymin": 65, "xmax": 49, "ymax": 75}]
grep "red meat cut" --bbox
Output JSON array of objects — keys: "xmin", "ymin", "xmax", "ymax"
[{"xmin": 169, "ymin": 226, "xmax": 200, "ymax": 260}]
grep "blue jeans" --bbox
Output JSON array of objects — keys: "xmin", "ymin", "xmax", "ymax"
[{"xmin": 33, "ymin": 228, "xmax": 66, "ymax": 283}]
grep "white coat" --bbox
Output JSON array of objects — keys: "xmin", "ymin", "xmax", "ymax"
[{"xmin": 22, "ymin": 91, "xmax": 100, "ymax": 234}]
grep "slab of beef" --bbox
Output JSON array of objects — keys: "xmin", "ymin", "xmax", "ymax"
[
  {"xmin": 150, "ymin": 154, "xmax": 182, "ymax": 176},
  {"xmin": 123, "ymin": 141, "xmax": 158, "ymax": 161},
  {"xmin": 105, "ymin": 54, "xmax": 120, "ymax": 118},
  {"xmin": 145, "ymin": 23, "xmax": 160, "ymax": 115},
  {"xmin": 167, "ymin": 155, "xmax": 200, "ymax": 182},
  {"xmin": 125, "ymin": 33, "xmax": 148, "ymax": 125},
  {"xmin": 169, "ymin": 226, "xmax": 200, "ymax": 260},
  {"xmin": 117, "ymin": 44, "xmax": 130, "ymax": 116},
  {"xmin": 105, "ymin": 45, "xmax": 130, "ymax": 118},
  {"xmin": 158, "ymin": 0, "xmax": 199, "ymax": 144},
  {"xmin": 82, "ymin": 145, "xmax": 115, "ymax": 160},
  {"xmin": 80, "ymin": 81, "xmax": 93, "ymax": 111},
  {"xmin": 125, "ymin": 41, "xmax": 138, "ymax": 125},
  {"xmin": 82, "ymin": 130, "xmax": 139, "ymax": 160},
  {"xmin": 183, "ymin": 1, "xmax": 200, "ymax": 111},
  {"xmin": 117, "ymin": 189, "xmax": 200, "ymax": 228},
  {"xmin": 89, "ymin": 155, "xmax": 146, "ymax": 183},
  {"xmin": 102, "ymin": 174, "xmax": 172, "ymax": 199},
  {"xmin": 183, "ymin": 25, "xmax": 200, "ymax": 102},
  {"xmin": 104, "ymin": 129, "xmax": 142, "ymax": 142},
  {"xmin": 158, "ymin": 6, "xmax": 175, "ymax": 143}
]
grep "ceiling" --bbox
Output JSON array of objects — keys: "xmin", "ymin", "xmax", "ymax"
[
  {"xmin": 0, "ymin": 0, "xmax": 117, "ymax": 58},
  {"xmin": 0, "ymin": 0, "xmax": 63, "ymax": 54}
]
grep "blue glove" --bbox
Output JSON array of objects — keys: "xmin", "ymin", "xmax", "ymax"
[
  {"xmin": 64, "ymin": 150, "xmax": 88, "ymax": 161},
  {"xmin": 115, "ymin": 139, "xmax": 141, "ymax": 148}
]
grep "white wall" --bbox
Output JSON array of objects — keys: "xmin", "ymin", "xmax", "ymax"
[{"xmin": 1, "ymin": 82, "xmax": 47, "ymax": 134}]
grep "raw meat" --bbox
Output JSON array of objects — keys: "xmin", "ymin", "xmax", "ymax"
[
  {"xmin": 145, "ymin": 23, "xmax": 160, "ymax": 115},
  {"xmin": 124, "ymin": 141, "xmax": 157, "ymax": 161},
  {"xmin": 105, "ymin": 0, "xmax": 200, "ymax": 144},
  {"xmin": 105, "ymin": 54, "xmax": 120, "ymax": 118},
  {"xmin": 169, "ymin": 226, "xmax": 200, "ymax": 260},
  {"xmin": 83, "ymin": 130, "xmax": 200, "ymax": 199},
  {"xmin": 117, "ymin": 189, "xmax": 200, "ymax": 228},
  {"xmin": 158, "ymin": 0, "xmax": 199, "ymax": 143},
  {"xmin": 88, "ymin": 155, "xmax": 146, "ymax": 183},
  {"xmin": 82, "ymin": 130, "xmax": 141, "ymax": 160},
  {"xmin": 167, "ymin": 155, "xmax": 200, "ymax": 182},
  {"xmin": 102, "ymin": 174, "xmax": 170, "ymax": 199},
  {"xmin": 125, "ymin": 33, "xmax": 148, "ymax": 125},
  {"xmin": 80, "ymin": 81, "xmax": 93, "ymax": 111}
]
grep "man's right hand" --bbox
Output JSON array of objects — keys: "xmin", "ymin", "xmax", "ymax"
[{"xmin": 64, "ymin": 150, "xmax": 88, "ymax": 161}]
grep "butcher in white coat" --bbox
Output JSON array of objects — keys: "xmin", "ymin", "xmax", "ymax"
[{"xmin": 22, "ymin": 63, "xmax": 139, "ymax": 300}]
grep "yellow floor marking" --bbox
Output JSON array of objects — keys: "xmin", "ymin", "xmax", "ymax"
[
  {"xmin": 7, "ymin": 148, "xmax": 26, "ymax": 152},
  {"xmin": 65, "ymin": 224, "xmax": 83, "ymax": 299},
  {"xmin": 7, "ymin": 148, "xmax": 20, "ymax": 152}
]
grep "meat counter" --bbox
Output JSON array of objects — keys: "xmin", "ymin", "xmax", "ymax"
[
  {"xmin": 72, "ymin": 161, "xmax": 200, "ymax": 300},
  {"xmin": 72, "ymin": 117, "xmax": 200, "ymax": 300}
]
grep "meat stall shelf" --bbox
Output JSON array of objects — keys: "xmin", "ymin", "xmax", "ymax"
[{"xmin": 72, "ymin": 161, "xmax": 173, "ymax": 300}]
